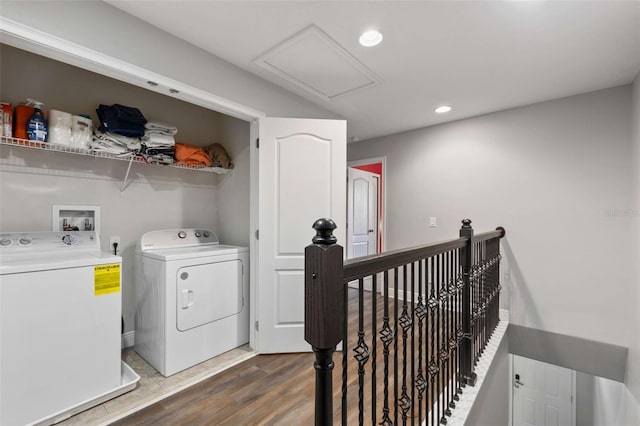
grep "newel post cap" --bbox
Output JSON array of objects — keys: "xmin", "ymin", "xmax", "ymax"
[
  {"xmin": 312, "ymin": 218, "xmax": 337, "ymax": 245},
  {"xmin": 461, "ymin": 218, "xmax": 472, "ymax": 228}
]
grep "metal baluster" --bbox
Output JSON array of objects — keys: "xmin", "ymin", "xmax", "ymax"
[
  {"xmin": 455, "ymin": 248, "xmax": 463, "ymax": 398},
  {"xmin": 400, "ymin": 265, "xmax": 412, "ymax": 424},
  {"xmin": 445, "ymin": 251, "xmax": 453, "ymax": 418},
  {"xmin": 353, "ymin": 277, "xmax": 369, "ymax": 426},
  {"xmin": 428, "ymin": 256, "xmax": 438, "ymax": 426},
  {"xmin": 342, "ymin": 275, "xmax": 349, "ymax": 426},
  {"xmin": 436, "ymin": 254, "xmax": 446, "ymax": 423},
  {"xmin": 416, "ymin": 259, "xmax": 426, "ymax": 423},
  {"xmin": 371, "ymin": 273, "xmax": 378, "ymax": 424},
  {"xmin": 394, "ymin": 266, "xmax": 399, "ymax": 426},
  {"xmin": 410, "ymin": 261, "xmax": 416, "ymax": 423},
  {"xmin": 380, "ymin": 270, "xmax": 393, "ymax": 425}
]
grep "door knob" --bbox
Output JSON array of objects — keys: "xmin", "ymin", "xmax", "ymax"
[
  {"xmin": 368, "ymin": 229, "xmax": 374, "ymax": 233},
  {"xmin": 514, "ymin": 373, "xmax": 524, "ymax": 388}
]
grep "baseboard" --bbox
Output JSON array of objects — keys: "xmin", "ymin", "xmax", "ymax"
[{"xmin": 121, "ymin": 330, "xmax": 135, "ymax": 349}]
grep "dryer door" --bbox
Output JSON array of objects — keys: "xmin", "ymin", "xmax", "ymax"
[{"xmin": 176, "ymin": 260, "xmax": 243, "ymax": 331}]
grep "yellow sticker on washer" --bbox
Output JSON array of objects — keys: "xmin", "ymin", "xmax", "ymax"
[{"xmin": 94, "ymin": 264, "xmax": 121, "ymax": 295}]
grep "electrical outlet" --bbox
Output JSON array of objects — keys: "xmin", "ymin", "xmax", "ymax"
[{"xmin": 109, "ymin": 236, "xmax": 121, "ymax": 249}]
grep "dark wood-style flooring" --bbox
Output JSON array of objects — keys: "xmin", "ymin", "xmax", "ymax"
[{"xmin": 114, "ymin": 287, "xmax": 458, "ymax": 425}]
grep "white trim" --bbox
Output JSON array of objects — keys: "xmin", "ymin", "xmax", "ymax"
[
  {"xmin": 254, "ymin": 24, "xmax": 380, "ymax": 102},
  {"xmin": 347, "ymin": 156, "xmax": 387, "ymax": 254},
  {"xmin": 249, "ymin": 119, "xmax": 260, "ymax": 352},
  {"xmin": 121, "ymin": 331, "xmax": 135, "ymax": 349}
]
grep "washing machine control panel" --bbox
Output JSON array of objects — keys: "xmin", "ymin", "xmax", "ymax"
[
  {"xmin": 140, "ymin": 229, "xmax": 219, "ymax": 250},
  {"xmin": 0, "ymin": 231, "xmax": 98, "ymax": 252}
]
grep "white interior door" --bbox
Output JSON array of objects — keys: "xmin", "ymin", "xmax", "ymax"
[
  {"xmin": 513, "ymin": 355, "xmax": 575, "ymax": 426},
  {"xmin": 257, "ymin": 117, "xmax": 346, "ymax": 353},
  {"xmin": 347, "ymin": 167, "xmax": 378, "ymax": 259}
]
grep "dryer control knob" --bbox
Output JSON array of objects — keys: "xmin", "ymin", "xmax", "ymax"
[
  {"xmin": 178, "ymin": 231, "xmax": 187, "ymax": 239},
  {"xmin": 0, "ymin": 238, "xmax": 12, "ymax": 246},
  {"xmin": 195, "ymin": 231, "xmax": 202, "ymax": 238},
  {"xmin": 19, "ymin": 237, "xmax": 32, "ymax": 246},
  {"xmin": 203, "ymin": 231, "xmax": 210, "ymax": 238},
  {"xmin": 61, "ymin": 234, "xmax": 77, "ymax": 246}
]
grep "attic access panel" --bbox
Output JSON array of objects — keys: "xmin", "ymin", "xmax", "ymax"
[{"xmin": 254, "ymin": 25, "xmax": 380, "ymax": 101}]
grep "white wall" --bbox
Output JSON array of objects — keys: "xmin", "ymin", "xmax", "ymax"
[
  {"xmin": 0, "ymin": 0, "xmax": 339, "ymax": 121},
  {"xmin": 349, "ymin": 86, "xmax": 635, "ymax": 349}
]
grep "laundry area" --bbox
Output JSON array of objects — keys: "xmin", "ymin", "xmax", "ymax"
[
  {"xmin": 0, "ymin": 45, "xmax": 253, "ymax": 424},
  {"xmin": 0, "ymin": 17, "xmax": 348, "ymax": 423}
]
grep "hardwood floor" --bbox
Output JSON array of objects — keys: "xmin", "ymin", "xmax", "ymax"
[{"xmin": 114, "ymin": 287, "xmax": 460, "ymax": 425}]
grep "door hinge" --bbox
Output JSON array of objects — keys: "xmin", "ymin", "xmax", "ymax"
[
  {"xmin": 256, "ymin": 138, "xmax": 260, "ymax": 148},
  {"xmin": 255, "ymin": 229, "xmax": 259, "ymax": 240},
  {"xmin": 255, "ymin": 321, "xmax": 259, "ymax": 332}
]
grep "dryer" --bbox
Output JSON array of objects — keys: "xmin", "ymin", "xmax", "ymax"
[{"xmin": 135, "ymin": 229, "xmax": 249, "ymax": 377}]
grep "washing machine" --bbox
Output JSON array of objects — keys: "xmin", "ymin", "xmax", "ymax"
[
  {"xmin": 135, "ymin": 229, "xmax": 249, "ymax": 377},
  {"xmin": 0, "ymin": 230, "xmax": 138, "ymax": 426}
]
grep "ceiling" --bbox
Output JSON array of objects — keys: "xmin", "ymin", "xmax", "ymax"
[{"xmin": 107, "ymin": 1, "xmax": 640, "ymax": 141}]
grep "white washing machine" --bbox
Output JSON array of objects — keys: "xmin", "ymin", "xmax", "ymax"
[
  {"xmin": 0, "ymin": 231, "xmax": 139, "ymax": 426},
  {"xmin": 135, "ymin": 229, "xmax": 249, "ymax": 377}
]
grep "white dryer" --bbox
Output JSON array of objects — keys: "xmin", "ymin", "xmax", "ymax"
[
  {"xmin": 135, "ymin": 229, "xmax": 249, "ymax": 377},
  {"xmin": 0, "ymin": 231, "xmax": 138, "ymax": 426}
]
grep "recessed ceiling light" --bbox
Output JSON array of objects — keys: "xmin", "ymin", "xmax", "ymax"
[
  {"xmin": 435, "ymin": 105, "xmax": 452, "ymax": 114},
  {"xmin": 359, "ymin": 30, "xmax": 383, "ymax": 47}
]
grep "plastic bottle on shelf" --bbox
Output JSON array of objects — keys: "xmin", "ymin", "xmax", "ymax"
[{"xmin": 26, "ymin": 99, "xmax": 48, "ymax": 142}]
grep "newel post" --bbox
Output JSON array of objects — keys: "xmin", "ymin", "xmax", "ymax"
[
  {"xmin": 305, "ymin": 218, "xmax": 344, "ymax": 426},
  {"xmin": 459, "ymin": 219, "xmax": 477, "ymax": 386}
]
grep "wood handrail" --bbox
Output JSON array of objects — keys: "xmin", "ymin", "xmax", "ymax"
[
  {"xmin": 472, "ymin": 226, "xmax": 506, "ymax": 243},
  {"xmin": 343, "ymin": 237, "xmax": 467, "ymax": 282}
]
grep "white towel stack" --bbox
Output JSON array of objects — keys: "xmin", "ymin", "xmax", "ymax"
[
  {"xmin": 90, "ymin": 131, "xmax": 141, "ymax": 156},
  {"xmin": 142, "ymin": 121, "xmax": 177, "ymax": 148}
]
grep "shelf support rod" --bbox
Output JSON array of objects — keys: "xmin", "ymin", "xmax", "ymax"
[{"xmin": 120, "ymin": 156, "xmax": 135, "ymax": 196}]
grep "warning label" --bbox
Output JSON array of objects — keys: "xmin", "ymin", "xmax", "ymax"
[{"xmin": 94, "ymin": 263, "xmax": 121, "ymax": 296}]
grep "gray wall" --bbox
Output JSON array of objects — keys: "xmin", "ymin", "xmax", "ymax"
[
  {"xmin": 577, "ymin": 372, "xmax": 630, "ymax": 426},
  {"xmin": 465, "ymin": 335, "xmax": 509, "ymax": 426},
  {"xmin": 0, "ymin": 45, "xmax": 251, "ymax": 334},
  {"xmin": 349, "ymin": 86, "xmax": 635, "ymax": 351},
  {"xmin": 624, "ymin": 70, "xmax": 640, "ymax": 425}
]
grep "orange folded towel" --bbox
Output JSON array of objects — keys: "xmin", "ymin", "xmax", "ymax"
[{"xmin": 174, "ymin": 142, "xmax": 212, "ymax": 167}]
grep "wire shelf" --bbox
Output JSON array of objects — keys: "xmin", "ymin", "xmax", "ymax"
[{"xmin": 0, "ymin": 136, "xmax": 232, "ymax": 175}]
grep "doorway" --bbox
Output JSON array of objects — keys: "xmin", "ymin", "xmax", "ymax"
[
  {"xmin": 511, "ymin": 354, "xmax": 576, "ymax": 426},
  {"xmin": 347, "ymin": 158, "xmax": 385, "ymax": 257}
]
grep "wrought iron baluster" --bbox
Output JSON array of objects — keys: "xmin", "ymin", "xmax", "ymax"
[
  {"xmin": 428, "ymin": 256, "xmax": 439, "ymax": 426},
  {"xmin": 455, "ymin": 249, "xmax": 463, "ymax": 398},
  {"xmin": 342, "ymin": 275, "xmax": 349, "ymax": 426},
  {"xmin": 415, "ymin": 259, "xmax": 426, "ymax": 423},
  {"xmin": 380, "ymin": 270, "xmax": 393, "ymax": 425},
  {"xmin": 394, "ymin": 267, "xmax": 399, "ymax": 426},
  {"xmin": 353, "ymin": 277, "xmax": 369, "ymax": 426},
  {"xmin": 371, "ymin": 273, "xmax": 378, "ymax": 425},
  {"xmin": 399, "ymin": 265, "xmax": 412, "ymax": 424},
  {"xmin": 410, "ymin": 261, "xmax": 416, "ymax": 422}
]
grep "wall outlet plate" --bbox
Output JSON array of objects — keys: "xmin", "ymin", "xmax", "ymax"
[{"xmin": 109, "ymin": 236, "xmax": 121, "ymax": 249}]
